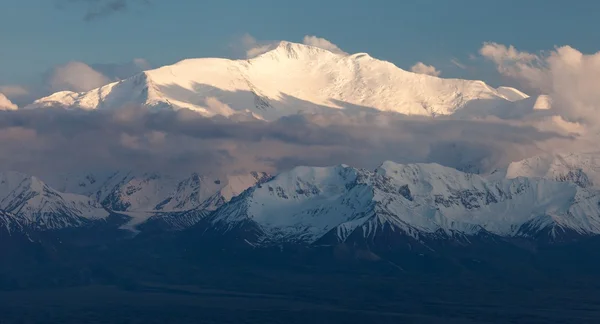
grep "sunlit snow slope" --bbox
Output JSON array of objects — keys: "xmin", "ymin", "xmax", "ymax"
[
  {"xmin": 0, "ymin": 93, "xmax": 18, "ymax": 110},
  {"xmin": 27, "ymin": 42, "xmax": 525, "ymax": 121}
]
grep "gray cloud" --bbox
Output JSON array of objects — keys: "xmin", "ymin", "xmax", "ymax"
[
  {"xmin": 84, "ymin": 0, "xmax": 127, "ymax": 21},
  {"xmin": 0, "ymin": 107, "xmax": 569, "ymax": 179},
  {"xmin": 91, "ymin": 58, "xmax": 151, "ymax": 79},
  {"xmin": 57, "ymin": 0, "xmax": 150, "ymax": 21}
]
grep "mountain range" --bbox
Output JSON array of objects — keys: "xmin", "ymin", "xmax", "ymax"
[
  {"xmin": 3, "ymin": 42, "xmax": 599, "ymax": 288},
  {"xmin": 2, "ymin": 155, "xmax": 600, "ymax": 246},
  {"xmin": 204, "ymin": 160, "xmax": 600, "ymax": 246}
]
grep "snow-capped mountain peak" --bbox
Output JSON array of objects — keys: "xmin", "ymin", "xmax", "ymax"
[
  {"xmin": 2, "ymin": 160, "xmax": 600, "ymax": 244},
  {"xmin": 0, "ymin": 171, "xmax": 109, "ymax": 229},
  {"xmin": 254, "ymin": 40, "xmax": 345, "ymax": 61},
  {"xmin": 45, "ymin": 169, "xmax": 267, "ymax": 210},
  {"xmin": 26, "ymin": 41, "xmax": 526, "ymax": 121},
  {"xmin": 507, "ymin": 152, "xmax": 600, "ymax": 188}
]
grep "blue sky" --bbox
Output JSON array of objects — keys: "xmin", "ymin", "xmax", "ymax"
[{"xmin": 2, "ymin": 0, "xmax": 600, "ymax": 85}]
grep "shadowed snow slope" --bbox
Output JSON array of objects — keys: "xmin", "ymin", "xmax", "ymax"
[
  {"xmin": 0, "ymin": 169, "xmax": 269, "ymax": 231},
  {"xmin": 0, "ymin": 171, "xmax": 109, "ymax": 229},
  {"xmin": 3, "ymin": 161, "xmax": 600, "ymax": 242},
  {"xmin": 206, "ymin": 161, "xmax": 600, "ymax": 245},
  {"xmin": 27, "ymin": 42, "xmax": 524, "ymax": 121},
  {"xmin": 46, "ymin": 171, "xmax": 271, "ymax": 213},
  {"xmin": 507, "ymin": 152, "xmax": 600, "ymax": 189}
]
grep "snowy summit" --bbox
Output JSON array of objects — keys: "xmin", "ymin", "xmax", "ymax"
[{"xmin": 26, "ymin": 41, "xmax": 526, "ymax": 121}]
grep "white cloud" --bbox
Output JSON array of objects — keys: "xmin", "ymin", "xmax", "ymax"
[
  {"xmin": 0, "ymin": 59, "xmax": 150, "ymax": 108},
  {"xmin": 0, "ymin": 59, "xmax": 153, "ymax": 107},
  {"xmin": 450, "ymin": 58, "xmax": 466, "ymax": 69},
  {"xmin": 302, "ymin": 35, "xmax": 348, "ymax": 55},
  {"xmin": 479, "ymin": 42, "xmax": 538, "ymax": 67},
  {"xmin": 238, "ymin": 34, "xmax": 277, "ymax": 59},
  {"xmin": 0, "ymin": 93, "xmax": 18, "ymax": 110},
  {"xmin": 48, "ymin": 61, "xmax": 112, "ymax": 93},
  {"xmin": 237, "ymin": 34, "xmax": 348, "ymax": 59},
  {"xmin": 246, "ymin": 44, "xmax": 275, "ymax": 58},
  {"xmin": 410, "ymin": 62, "xmax": 441, "ymax": 77},
  {"xmin": 205, "ymin": 97, "xmax": 236, "ymax": 117},
  {"xmin": 480, "ymin": 42, "xmax": 600, "ymax": 126}
]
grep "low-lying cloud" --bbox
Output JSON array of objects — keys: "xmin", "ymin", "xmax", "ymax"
[{"xmin": 0, "ymin": 107, "xmax": 571, "ymax": 179}]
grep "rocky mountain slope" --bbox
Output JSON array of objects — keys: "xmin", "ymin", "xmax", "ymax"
[
  {"xmin": 202, "ymin": 161, "xmax": 600, "ymax": 246},
  {"xmin": 0, "ymin": 171, "xmax": 109, "ymax": 230},
  {"xmin": 47, "ymin": 170, "xmax": 271, "ymax": 212},
  {"xmin": 0, "ymin": 170, "xmax": 270, "ymax": 231},
  {"xmin": 507, "ymin": 152, "xmax": 600, "ymax": 188},
  {"xmin": 2, "ymin": 157, "xmax": 600, "ymax": 248}
]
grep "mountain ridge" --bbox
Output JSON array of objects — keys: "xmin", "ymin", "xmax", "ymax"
[
  {"xmin": 26, "ymin": 41, "xmax": 528, "ymax": 121},
  {"xmin": 3, "ymin": 156, "xmax": 600, "ymax": 244},
  {"xmin": 0, "ymin": 171, "xmax": 109, "ymax": 230},
  {"xmin": 507, "ymin": 152, "xmax": 600, "ymax": 188},
  {"xmin": 196, "ymin": 160, "xmax": 600, "ymax": 247}
]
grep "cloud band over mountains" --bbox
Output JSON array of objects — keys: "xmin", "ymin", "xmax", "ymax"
[
  {"xmin": 0, "ymin": 106, "xmax": 569, "ymax": 179},
  {"xmin": 1, "ymin": 34, "xmax": 597, "ymax": 182}
]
